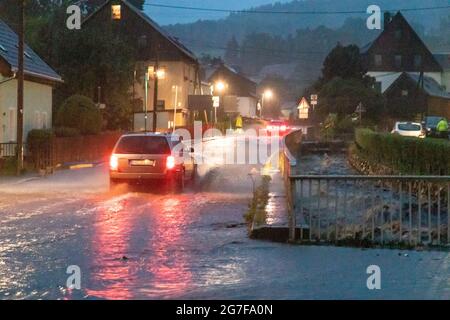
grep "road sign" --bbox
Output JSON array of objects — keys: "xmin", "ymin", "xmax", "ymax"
[
  {"xmin": 310, "ymin": 94, "xmax": 318, "ymax": 106},
  {"xmin": 298, "ymin": 97, "xmax": 310, "ymax": 119},
  {"xmin": 212, "ymin": 96, "xmax": 220, "ymax": 108},
  {"xmin": 355, "ymin": 102, "xmax": 366, "ymax": 113}
]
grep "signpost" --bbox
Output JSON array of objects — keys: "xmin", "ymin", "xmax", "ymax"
[
  {"xmin": 212, "ymin": 96, "xmax": 220, "ymax": 123},
  {"xmin": 297, "ymin": 97, "xmax": 310, "ymax": 119},
  {"xmin": 355, "ymin": 102, "xmax": 366, "ymax": 125}
]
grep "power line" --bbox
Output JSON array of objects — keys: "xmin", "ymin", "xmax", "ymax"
[{"xmin": 144, "ymin": 3, "xmax": 450, "ymax": 15}]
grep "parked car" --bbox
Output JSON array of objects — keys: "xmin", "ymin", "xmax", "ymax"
[
  {"xmin": 391, "ymin": 122, "xmax": 425, "ymax": 138},
  {"xmin": 109, "ymin": 133, "xmax": 196, "ymax": 191},
  {"xmin": 423, "ymin": 116, "xmax": 445, "ymax": 138}
]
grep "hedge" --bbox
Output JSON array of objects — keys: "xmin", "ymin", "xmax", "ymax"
[{"xmin": 355, "ymin": 128, "xmax": 450, "ymax": 175}]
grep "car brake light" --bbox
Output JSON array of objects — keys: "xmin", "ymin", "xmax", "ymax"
[
  {"xmin": 110, "ymin": 154, "xmax": 118, "ymax": 171},
  {"xmin": 166, "ymin": 155, "xmax": 175, "ymax": 170}
]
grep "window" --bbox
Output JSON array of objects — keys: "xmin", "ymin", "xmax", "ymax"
[
  {"xmin": 395, "ymin": 29, "xmax": 402, "ymax": 39},
  {"xmin": 414, "ymin": 55, "xmax": 422, "ymax": 68},
  {"xmin": 401, "ymin": 90, "xmax": 408, "ymax": 96},
  {"xmin": 395, "ymin": 55, "xmax": 402, "ymax": 68},
  {"xmin": 114, "ymin": 136, "xmax": 171, "ymax": 154},
  {"xmin": 374, "ymin": 81, "xmax": 382, "ymax": 93},
  {"xmin": 374, "ymin": 54, "xmax": 382, "ymax": 66},
  {"xmin": 111, "ymin": 5, "xmax": 121, "ymax": 20},
  {"xmin": 138, "ymin": 35, "xmax": 147, "ymax": 48}
]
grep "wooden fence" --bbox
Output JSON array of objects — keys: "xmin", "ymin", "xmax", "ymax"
[{"xmin": 28, "ymin": 131, "xmax": 122, "ymax": 170}]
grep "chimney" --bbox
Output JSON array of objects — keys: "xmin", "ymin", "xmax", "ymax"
[{"xmin": 384, "ymin": 11, "xmax": 392, "ymax": 30}]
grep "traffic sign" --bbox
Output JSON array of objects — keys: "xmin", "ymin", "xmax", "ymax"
[{"xmin": 212, "ymin": 96, "xmax": 220, "ymax": 108}]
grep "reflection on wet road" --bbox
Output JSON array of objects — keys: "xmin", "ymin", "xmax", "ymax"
[{"xmin": 1, "ymin": 138, "xmax": 450, "ymax": 299}]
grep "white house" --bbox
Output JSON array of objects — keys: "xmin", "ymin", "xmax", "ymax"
[{"xmin": 0, "ymin": 19, "xmax": 62, "ymax": 147}]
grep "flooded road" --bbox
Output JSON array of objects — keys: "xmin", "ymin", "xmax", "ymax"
[{"xmin": 1, "ymin": 138, "xmax": 450, "ymax": 299}]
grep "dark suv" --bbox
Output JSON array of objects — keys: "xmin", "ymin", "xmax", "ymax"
[{"xmin": 109, "ymin": 133, "xmax": 196, "ymax": 191}]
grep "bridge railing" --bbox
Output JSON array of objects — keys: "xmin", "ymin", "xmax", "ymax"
[{"xmin": 289, "ymin": 175, "xmax": 450, "ymax": 246}]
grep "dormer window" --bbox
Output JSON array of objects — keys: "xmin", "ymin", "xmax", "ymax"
[
  {"xmin": 0, "ymin": 44, "xmax": 7, "ymax": 52},
  {"xmin": 112, "ymin": 5, "xmax": 121, "ymax": 20},
  {"xmin": 395, "ymin": 29, "xmax": 402, "ymax": 40}
]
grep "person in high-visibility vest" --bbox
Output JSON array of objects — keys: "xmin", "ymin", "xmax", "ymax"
[
  {"xmin": 235, "ymin": 115, "xmax": 243, "ymax": 133},
  {"xmin": 436, "ymin": 118, "xmax": 449, "ymax": 139}
]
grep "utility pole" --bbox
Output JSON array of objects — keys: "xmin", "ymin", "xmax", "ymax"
[
  {"xmin": 152, "ymin": 40, "xmax": 159, "ymax": 132},
  {"xmin": 16, "ymin": 0, "xmax": 25, "ymax": 175}
]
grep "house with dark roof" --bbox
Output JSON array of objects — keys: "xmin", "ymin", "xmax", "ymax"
[
  {"xmin": 0, "ymin": 19, "xmax": 62, "ymax": 146},
  {"xmin": 360, "ymin": 11, "xmax": 450, "ymax": 118},
  {"xmin": 203, "ymin": 63, "xmax": 258, "ymax": 118},
  {"xmin": 384, "ymin": 72, "xmax": 450, "ymax": 119},
  {"xmin": 83, "ymin": 0, "xmax": 200, "ymax": 131},
  {"xmin": 361, "ymin": 12, "xmax": 446, "ymax": 91}
]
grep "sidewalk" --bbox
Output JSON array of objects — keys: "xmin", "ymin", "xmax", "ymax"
[{"xmin": 250, "ymin": 167, "xmax": 292, "ymax": 242}]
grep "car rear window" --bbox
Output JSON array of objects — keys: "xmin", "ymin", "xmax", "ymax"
[
  {"xmin": 114, "ymin": 136, "xmax": 171, "ymax": 154},
  {"xmin": 426, "ymin": 117, "xmax": 442, "ymax": 127},
  {"xmin": 398, "ymin": 123, "xmax": 421, "ymax": 131}
]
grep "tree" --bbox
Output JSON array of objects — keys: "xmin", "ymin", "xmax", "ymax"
[
  {"xmin": 317, "ymin": 77, "xmax": 383, "ymax": 121},
  {"xmin": 321, "ymin": 44, "xmax": 367, "ymax": 83},
  {"xmin": 55, "ymin": 95, "xmax": 102, "ymax": 135}
]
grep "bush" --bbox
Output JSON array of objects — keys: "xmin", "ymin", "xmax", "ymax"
[
  {"xmin": 53, "ymin": 126, "xmax": 80, "ymax": 137},
  {"xmin": 27, "ymin": 129, "xmax": 54, "ymax": 154},
  {"xmin": 55, "ymin": 95, "xmax": 102, "ymax": 135},
  {"xmin": 355, "ymin": 128, "xmax": 450, "ymax": 175}
]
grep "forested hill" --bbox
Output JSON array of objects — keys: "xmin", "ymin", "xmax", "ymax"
[{"xmin": 164, "ymin": 0, "xmax": 450, "ymax": 54}]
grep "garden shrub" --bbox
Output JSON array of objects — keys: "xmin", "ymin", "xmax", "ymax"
[{"xmin": 355, "ymin": 128, "xmax": 450, "ymax": 175}]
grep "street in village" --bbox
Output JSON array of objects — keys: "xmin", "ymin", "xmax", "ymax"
[{"xmin": 0, "ymin": 136, "xmax": 450, "ymax": 300}]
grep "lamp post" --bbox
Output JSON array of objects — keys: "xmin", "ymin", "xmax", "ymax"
[
  {"xmin": 261, "ymin": 89, "xmax": 273, "ymax": 119},
  {"xmin": 16, "ymin": 0, "xmax": 25, "ymax": 175},
  {"xmin": 144, "ymin": 66, "xmax": 166, "ymax": 132},
  {"xmin": 213, "ymin": 80, "xmax": 226, "ymax": 124}
]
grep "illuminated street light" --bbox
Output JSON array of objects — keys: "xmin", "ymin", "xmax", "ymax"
[
  {"xmin": 261, "ymin": 89, "xmax": 274, "ymax": 119},
  {"xmin": 263, "ymin": 89, "xmax": 273, "ymax": 100},
  {"xmin": 215, "ymin": 80, "xmax": 226, "ymax": 93},
  {"xmin": 156, "ymin": 67, "xmax": 166, "ymax": 80}
]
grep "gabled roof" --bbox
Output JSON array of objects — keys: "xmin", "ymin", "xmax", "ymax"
[
  {"xmin": 361, "ymin": 12, "xmax": 442, "ymax": 72},
  {"xmin": 83, "ymin": 0, "xmax": 197, "ymax": 63},
  {"xmin": 0, "ymin": 19, "xmax": 62, "ymax": 83},
  {"xmin": 385, "ymin": 72, "xmax": 450, "ymax": 99}
]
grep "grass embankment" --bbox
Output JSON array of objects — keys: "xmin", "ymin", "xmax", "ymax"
[{"xmin": 244, "ymin": 175, "xmax": 271, "ymax": 231}]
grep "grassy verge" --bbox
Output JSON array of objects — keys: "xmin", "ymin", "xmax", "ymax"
[{"xmin": 244, "ymin": 175, "xmax": 271, "ymax": 231}]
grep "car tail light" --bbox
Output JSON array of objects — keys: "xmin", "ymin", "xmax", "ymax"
[
  {"xmin": 110, "ymin": 154, "xmax": 118, "ymax": 171},
  {"xmin": 166, "ymin": 155, "xmax": 175, "ymax": 170}
]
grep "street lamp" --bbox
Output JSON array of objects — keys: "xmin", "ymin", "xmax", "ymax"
[
  {"xmin": 261, "ymin": 89, "xmax": 273, "ymax": 119},
  {"xmin": 213, "ymin": 80, "xmax": 227, "ymax": 124}
]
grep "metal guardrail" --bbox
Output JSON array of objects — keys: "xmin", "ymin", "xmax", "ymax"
[{"xmin": 289, "ymin": 175, "xmax": 450, "ymax": 246}]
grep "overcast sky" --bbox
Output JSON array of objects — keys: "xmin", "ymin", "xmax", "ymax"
[{"xmin": 144, "ymin": 0, "xmax": 293, "ymax": 25}]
